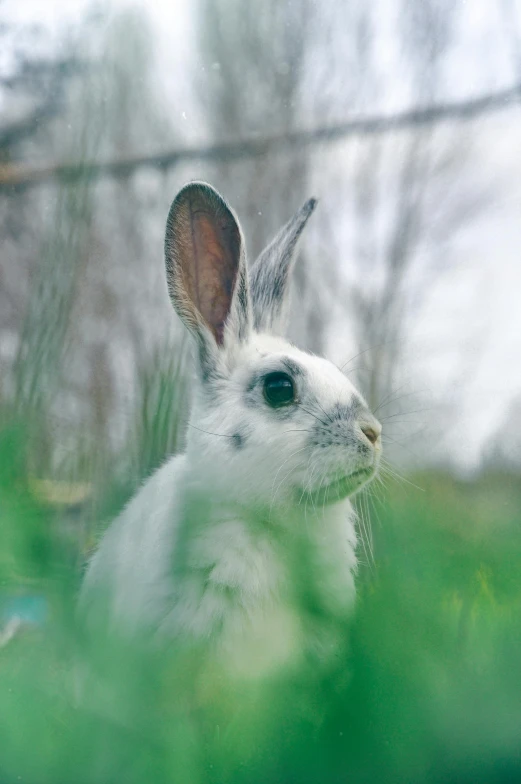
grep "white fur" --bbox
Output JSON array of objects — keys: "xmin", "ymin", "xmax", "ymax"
[
  {"xmin": 79, "ymin": 185, "xmax": 382, "ymax": 678},
  {"xmin": 80, "ymin": 335, "xmax": 378, "ymax": 674}
]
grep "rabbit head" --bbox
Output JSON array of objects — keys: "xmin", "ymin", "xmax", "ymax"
[{"xmin": 165, "ymin": 182, "xmax": 381, "ymax": 513}]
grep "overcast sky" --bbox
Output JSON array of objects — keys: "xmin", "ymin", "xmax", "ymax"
[{"xmin": 3, "ymin": 0, "xmax": 521, "ymax": 469}]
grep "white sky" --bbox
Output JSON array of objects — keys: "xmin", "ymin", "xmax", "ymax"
[{"xmin": 3, "ymin": 0, "xmax": 521, "ymax": 469}]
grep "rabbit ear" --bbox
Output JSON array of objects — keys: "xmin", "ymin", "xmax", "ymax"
[
  {"xmin": 165, "ymin": 182, "xmax": 251, "ymax": 377},
  {"xmin": 249, "ymin": 198, "xmax": 317, "ymax": 334}
]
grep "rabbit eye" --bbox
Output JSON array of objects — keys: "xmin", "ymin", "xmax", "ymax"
[{"xmin": 263, "ymin": 372, "xmax": 295, "ymax": 408}]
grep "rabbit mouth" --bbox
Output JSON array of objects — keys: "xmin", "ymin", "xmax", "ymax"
[{"xmin": 300, "ymin": 466, "xmax": 375, "ymax": 506}]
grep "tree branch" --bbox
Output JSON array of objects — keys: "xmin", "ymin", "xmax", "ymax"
[{"xmin": 0, "ymin": 82, "xmax": 519, "ymax": 191}]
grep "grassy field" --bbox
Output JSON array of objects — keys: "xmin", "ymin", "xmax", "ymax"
[{"xmin": 0, "ymin": 424, "xmax": 520, "ymax": 784}]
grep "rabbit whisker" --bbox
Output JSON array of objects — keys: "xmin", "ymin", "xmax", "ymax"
[
  {"xmin": 362, "ymin": 490, "xmax": 375, "ymax": 567},
  {"xmin": 356, "ymin": 499, "xmax": 373, "ymax": 571},
  {"xmin": 382, "ymin": 431, "xmax": 425, "ymax": 445},
  {"xmin": 302, "ymin": 453, "xmax": 317, "ymax": 525},
  {"xmin": 379, "ymin": 408, "xmax": 432, "ymax": 421},
  {"xmin": 187, "ymin": 424, "xmax": 234, "ymax": 438},
  {"xmin": 314, "ymin": 400, "xmax": 334, "ymax": 425},
  {"xmin": 297, "ymin": 403, "xmax": 329, "ymax": 429},
  {"xmin": 299, "ymin": 453, "xmax": 313, "ymax": 524},
  {"xmin": 355, "ymin": 492, "xmax": 371, "ymax": 566},
  {"xmin": 380, "ymin": 434, "xmax": 424, "ymax": 461},
  {"xmin": 381, "ymin": 420, "xmax": 425, "ymax": 426},
  {"xmin": 343, "ymin": 366, "xmax": 370, "ymax": 376},
  {"xmin": 339, "ymin": 339, "xmax": 403, "ymax": 372},
  {"xmin": 379, "ymin": 459, "xmax": 424, "ymax": 492},
  {"xmin": 297, "ymin": 452, "xmax": 315, "ymax": 508},
  {"xmin": 323, "ymin": 477, "xmax": 332, "ymax": 521},
  {"xmin": 372, "ymin": 382, "xmax": 415, "ymax": 415},
  {"xmin": 269, "ymin": 447, "xmax": 308, "ymax": 521}
]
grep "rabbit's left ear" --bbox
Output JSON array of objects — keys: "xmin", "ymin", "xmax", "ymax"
[
  {"xmin": 249, "ymin": 198, "xmax": 317, "ymax": 334},
  {"xmin": 165, "ymin": 182, "xmax": 251, "ymax": 378}
]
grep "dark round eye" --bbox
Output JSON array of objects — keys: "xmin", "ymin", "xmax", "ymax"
[{"xmin": 263, "ymin": 372, "xmax": 295, "ymax": 408}]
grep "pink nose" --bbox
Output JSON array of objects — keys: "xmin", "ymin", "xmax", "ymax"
[{"xmin": 361, "ymin": 424, "xmax": 381, "ymax": 446}]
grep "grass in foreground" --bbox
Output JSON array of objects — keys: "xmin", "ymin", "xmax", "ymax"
[{"xmin": 0, "ymin": 426, "xmax": 520, "ymax": 784}]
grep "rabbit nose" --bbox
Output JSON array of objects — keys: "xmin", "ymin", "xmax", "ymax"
[{"xmin": 360, "ymin": 422, "xmax": 382, "ymax": 446}]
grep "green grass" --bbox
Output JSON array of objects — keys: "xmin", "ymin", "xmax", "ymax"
[{"xmin": 0, "ymin": 424, "xmax": 520, "ymax": 784}]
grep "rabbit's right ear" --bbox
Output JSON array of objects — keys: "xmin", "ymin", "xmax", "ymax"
[
  {"xmin": 249, "ymin": 198, "xmax": 317, "ymax": 335},
  {"xmin": 165, "ymin": 182, "xmax": 251, "ymax": 378}
]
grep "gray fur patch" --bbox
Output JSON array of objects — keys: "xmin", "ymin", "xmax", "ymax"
[
  {"xmin": 231, "ymin": 432, "xmax": 243, "ymax": 449},
  {"xmin": 231, "ymin": 429, "xmax": 248, "ymax": 450},
  {"xmin": 309, "ymin": 401, "xmax": 360, "ymax": 449},
  {"xmin": 280, "ymin": 357, "xmax": 305, "ymax": 379}
]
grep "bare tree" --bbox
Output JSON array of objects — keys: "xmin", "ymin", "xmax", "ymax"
[
  {"xmin": 0, "ymin": 0, "xmax": 502, "ymax": 479},
  {"xmin": 0, "ymin": 6, "xmax": 87, "ymax": 396},
  {"xmin": 0, "ymin": 5, "xmax": 82, "ymax": 159},
  {"xmin": 342, "ymin": 0, "xmax": 485, "ymax": 421},
  {"xmin": 196, "ymin": 0, "xmax": 329, "ymax": 351},
  {"xmin": 56, "ymin": 8, "xmax": 182, "ymax": 473},
  {"xmin": 195, "ymin": 0, "xmax": 487, "ymax": 405},
  {"xmin": 2, "ymin": 7, "xmax": 182, "ymax": 479}
]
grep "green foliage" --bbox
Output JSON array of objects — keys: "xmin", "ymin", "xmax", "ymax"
[
  {"xmin": 0, "ymin": 424, "xmax": 520, "ymax": 783},
  {"xmin": 127, "ymin": 341, "xmax": 188, "ymax": 484}
]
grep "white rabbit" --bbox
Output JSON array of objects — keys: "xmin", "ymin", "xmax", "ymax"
[{"xmin": 79, "ymin": 182, "xmax": 382, "ymax": 677}]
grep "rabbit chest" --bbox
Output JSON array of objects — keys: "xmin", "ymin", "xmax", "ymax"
[{"xmin": 162, "ymin": 491, "xmax": 358, "ymax": 674}]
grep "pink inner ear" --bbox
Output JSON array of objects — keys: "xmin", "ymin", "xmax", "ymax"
[
  {"xmin": 170, "ymin": 186, "xmax": 240, "ymax": 346},
  {"xmin": 190, "ymin": 211, "xmax": 238, "ymax": 345}
]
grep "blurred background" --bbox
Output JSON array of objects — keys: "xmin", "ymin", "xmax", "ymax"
[{"xmin": 0, "ymin": 1, "xmax": 521, "ymax": 782}]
